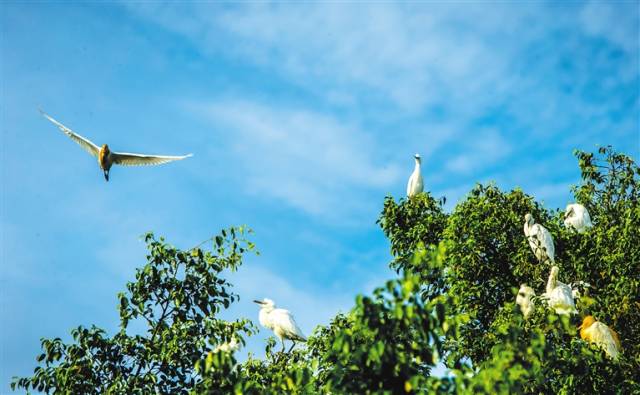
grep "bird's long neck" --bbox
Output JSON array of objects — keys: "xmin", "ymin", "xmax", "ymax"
[
  {"xmin": 579, "ymin": 324, "xmax": 589, "ymax": 339},
  {"xmin": 413, "ymin": 160, "xmax": 421, "ymax": 174},
  {"xmin": 580, "ymin": 319, "xmax": 594, "ymax": 340},
  {"xmin": 259, "ymin": 307, "xmax": 273, "ymax": 328}
]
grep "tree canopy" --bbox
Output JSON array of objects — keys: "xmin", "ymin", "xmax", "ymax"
[{"xmin": 13, "ymin": 147, "xmax": 640, "ymax": 394}]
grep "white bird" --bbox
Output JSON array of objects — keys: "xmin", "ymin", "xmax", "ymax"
[
  {"xmin": 579, "ymin": 315, "xmax": 622, "ymax": 360},
  {"xmin": 568, "ymin": 280, "xmax": 591, "ymax": 300},
  {"xmin": 516, "ymin": 284, "xmax": 536, "ymax": 319},
  {"xmin": 542, "ymin": 266, "xmax": 577, "ymax": 315},
  {"xmin": 564, "ymin": 203, "xmax": 593, "ymax": 233},
  {"xmin": 213, "ymin": 337, "xmax": 240, "ymax": 353},
  {"xmin": 524, "ymin": 213, "xmax": 555, "ymax": 264},
  {"xmin": 40, "ymin": 110, "xmax": 192, "ymax": 181},
  {"xmin": 406, "ymin": 153, "xmax": 424, "ymax": 197},
  {"xmin": 254, "ymin": 298, "xmax": 306, "ymax": 352}
]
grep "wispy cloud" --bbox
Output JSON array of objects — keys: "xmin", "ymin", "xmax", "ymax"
[
  {"xmin": 3, "ymin": 2, "xmax": 637, "ymax": 387},
  {"xmin": 125, "ymin": 1, "xmax": 638, "ymax": 200},
  {"xmin": 445, "ymin": 128, "xmax": 512, "ymax": 175},
  {"xmin": 124, "ymin": 3, "xmax": 519, "ymax": 114},
  {"xmin": 185, "ymin": 98, "xmax": 400, "ymax": 221},
  {"xmin": 527, "ymin": 181, "xmax": 578, "ymax": 207},
  {"xmin": 579, "ymin": 1, "xmax": 639, "ymax": 55}
]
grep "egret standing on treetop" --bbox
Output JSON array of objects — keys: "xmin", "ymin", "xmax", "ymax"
[
  {"xmin": 579, "ymin": 315, "xmax": 622, "ymax": 360},
  {"xmin": 564, "ymin": 203, "xmax": 593, "ymax": 233},
  {"xmin": 516, "ymin": 284, "xmax": 536, "ymax": 319},
  {"xmin": 406, "ymin": 153, "xmax": 424, "ymax": 197},
  {"xmin": 254, "ymin": 299, "xmax": 306, "ymax": 352},
  {"xmin": 542, "ymin": 266, "xmax": 577, "ymax": 315},
  {"xmin": 40, "ymin": 110, "xmax": 192, "ymax": 181},
  {"xmin": 524, "ymin": 213, "xmax": 555, "ymax": 264}
]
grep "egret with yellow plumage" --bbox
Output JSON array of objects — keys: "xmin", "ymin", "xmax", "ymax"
[{"xmin": 579, "ymin": 315, "xmax": 621, "ymax": 360}]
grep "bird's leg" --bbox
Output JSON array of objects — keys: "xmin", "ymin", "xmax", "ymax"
[
  {"xmin": 287, "ymin": 341, "xmax": 296, "ymax": 353},
  {"xmin": 281, "ymin": 340, "xmax": 286, "ymax": 353}
]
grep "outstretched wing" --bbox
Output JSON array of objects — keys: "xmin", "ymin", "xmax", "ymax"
[
  {"xmin": 272, "ymin": 309, "xmax": 306, "ymax": 341},
  {"xmin": 111, "ymin": 152, "xmax": 193, "ymax": 167},
  {"xmin": 40, "ymin": 110, "xmax": 100, "ymax": 157}
]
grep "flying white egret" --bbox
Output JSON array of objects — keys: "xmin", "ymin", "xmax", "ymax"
[
  {"xmin": 40, "ymin": 110, "xmax": 192, "ymax": 181},
  {"xmin": 579, "ymin": 315, "xmax": 621, "ymax": 360},
  {"xmin": 564, "ymin": 203, "xmax": 593, "ymax": 233},
  {"xmin": 406, "ymin": 153, "xmax": 424, "ymax": 197},
  {"xmin": 516, "ymin": 284, "xmax": 536, "ymax": 319},
  {"xmin": 542, "ymin": 266, "xmax": 577, "ymax": 315},
  {"xmin": 523, "ymin": 213, "xmax": 555, "ymax": 264},
  {"xmin": 254, "ymin": 299, "xmax": 306, "ymax": 352}
]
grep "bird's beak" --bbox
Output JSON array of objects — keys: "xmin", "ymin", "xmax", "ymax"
[{"xmin": 253, "ymin": 300, "xmax": 263, "ymax": 305}]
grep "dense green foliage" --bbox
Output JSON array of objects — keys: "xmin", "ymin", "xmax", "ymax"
[
  {"xmin": 378, "ymin": 147, "xmax": 640, "ymax": 394},
  {"xmin": 13, "ymin": 147, "xmax": 640, "ymax": 394},
  {"xmin": 12, "ymin": 228, "xmax": 257, "ymax": 394}
]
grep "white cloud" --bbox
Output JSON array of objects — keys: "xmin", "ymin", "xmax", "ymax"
[
  {"xmin": 527, "ymin": 182, "xmax": 573, "ymax": 208},
  {"xmin": 445, "ymin": 128, "xmax": 512, "ymax": 175},
  {"xmin": 445, "ymin": 156, "xmax": 474, "ymax": 174},
  {"xmin": 122, "ymin": 2, "xmax": 526, "ymax": 114},
  {"xmin": 124, "ymin": 2, "xmax": 638, "ymax": 201},
  {"xmin": 120, "ymin": 1, "xmax": 639, "ymax": 214},
  {"xmin": 579, "ymin": 1, "xmax": 639, "ymax": 54},
  {"xmin": 185, "ymin": 98, "xmax": 400, "ymax": 220},
  {"xmin": 123, "ymin": 2, "xmax": 638, "ymax": 134}
]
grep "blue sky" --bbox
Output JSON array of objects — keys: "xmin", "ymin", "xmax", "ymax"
[{"xmin": 1, "ymin": 1, "xmax": 638, "ymax": 390}]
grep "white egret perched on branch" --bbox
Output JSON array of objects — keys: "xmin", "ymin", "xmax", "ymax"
[
  {"xmin": 579, "ymin": 315, "xmax": 622, "ymax": 360},
  {"xmin": 568, "ymin": 280, "xmax": 591, "ymax": 300},
  {"xmin": 542, "ymin": 266, "xmax": 577, "ymax": 315},
  {"xmin": 40, "ymin": 110, "xmax": 192, "ymax": 181},
  {"xmin": 564, "ymin": 203, "xmax": 593, "ymax": 233},
  {"xmin": 213, "ymin": 337, "xmax": 240, "ymax": 353},
  {"xmin": 516, "ymin": 284, "xmax": 536, "ymax": 319},
  {"xmin": 406, "ymin": 153, "xmax": 424, "ymax": 197},
  {"xmin": 254, "ymin": 299, "xmax": 306, "ymax": 352},
  {"xmin": 524, "ymin": 213, "xmax": 555, "ymax": 264}
]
